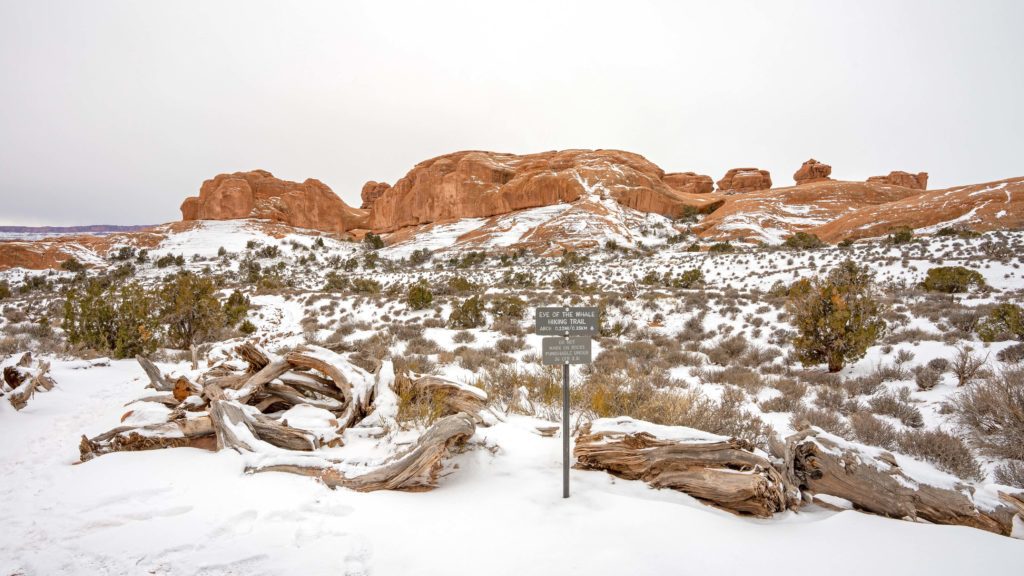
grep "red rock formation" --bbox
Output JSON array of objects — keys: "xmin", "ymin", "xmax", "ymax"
[
  {"xmin": 360, "ymin": 181, "xmax": 391, "ymax": 210},
  {"xmin": 663, "ymin": 172, "xmax": 714, "ymax": 194},
  {"xmin": 180, "ymin": 170, "xmax": 368, "ymax": 234},
  {"xmin": 716, "ymin": 168, "xmax": 772, "ymax": 193},
  {"xmin": 367, "ymin": 150, "xmax": 719, "ymax": 232},
  {"xmin": 793, "ymin": 159, "xmax": 832, "ymax": 185},
  {"xmin": 867, "ymin": 171, "xmax": 929, "ymax": 190}
]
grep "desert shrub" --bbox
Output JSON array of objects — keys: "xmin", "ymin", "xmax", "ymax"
[
  {"xmin": 813, "ymin": 386, "xmax": 847, "ymax": 412},
  {"xmin": 913, "ymin": 366, "xmax": 942, "ymax": 390},
  {"xmin": 997, "ymin": 343, "xmax": 1024, "ymax": 364},
  {"xmin": 455, "ymin": 346, "xmax": 508, "ymax": 372},
  {"xmin": 159, "ymin": 272, "xmax": 226, "ymax": 349},
  {"xmin": 950, "ymin": 367, "xmax": 1024, "ymax": 461},
  {"xmin": 704, "ymin": 334, "xmax": 748, "ymax": 366},
  {"xmin": 155, "ymin": 253, "xmax": 184, "ymax": 268},
  {"xmin": 62, "ymin": 279, "xmax": 159, "ymax": 358},
  {"xmin": 552, "ymin": 271, "xmax": 581, "ymax": 290},
  {"xmin": 0, "ymin": 280, "xmax": 10, "ymax": 300},
  {"xmin": 406, "ymin": 281, "xmax": 433, "ymax": 311},
  {"xmin": 404, "ymin": 335, "xmax": 440, "ymax": 355},
  {"xmin": 452, "ymin": 330, "xmax": 476, "ymax": 344},
  {"xmin": 60, "ymin": 257, "xmax": 86, "ymax": 272},
  {"xmin": 850, "ymin": 412, "xmax": 898, "ymax": 450},
  {"xmin": 888, "ymin": 226, "xmax": 914, "ymax": 245},
  {"xmin": 994, "ymin": 461, "xmax": 1024, "ymax": 489},
  {"xmin": 223, "ymin": 290, "xmax": 250, "ymax": 326},
  {"xmin": 448, "ymin": 295, "xmax": 485, "ymax": 329},
  {"xmin": 708, "ymin": 242, "xmax": 734, "ymax": 253},
  {"xmin": 787, "ymin": 260, "xmax": 886, "ymax": 372},
  {"xmin": 495, "ymin": 336, "xmax": 525, "ymax": 353},
  {"xmin": 977, "ymin": 303, "xmax": 1024, "ymax": 342},
  {"xmin": 759, "ymin": 378, "xmax": 807, "ymax": 413},
  {"xmin": 348, "ymin": 332, "xmax": 393, "ymax": 372},
  {"xmin": 950, "ymin": 345, "xmax": 988, "ymax": 386},
  {"xmin": 322, "ymin": 271, "xmax": 348, "ymax": 292},
  {"xmin": 784, "ymin": 232, "xmax": 825, "ymax": 250},
  {"xmin": 790, "ymin": 405, "xmax": 851, "ymax": 437},
  {"xmin": 363, "ymin": 233, "xmax": 384, "ymax": 250},
  {"xmin": 489, "ymin": 295, "xmax": 525, "ymax": 319},
  {"xmin": 351, "ymin": 278, "xmax": 382, "ymax": 294},
  {"xmin": 920, "ymin": 266, "xmax": 986, "ymax": 293},
  {"xmin": 239, "ymin": 319, "xmax": 257, "ymax": 335},
  {"xmin": 927, "ymin": 357, "xmax": 951, "ymax": 373},
  {"xmin": 392, "ymin": 354, "xmax": 437, "ymax": 376},
  {"xmin": 670, "ymin": 268, "xmax": 704, "ymax": 289},
  {"xmin": 696, "ymin": 365, "xmax": 764, "ymax": 393},
  {"xmin": 447, "ymin": 276, "xmax": 478, "ymax": 294},
  {"xmin": 868, "ymin": 392, "xmax": 924, "ymax": 428},
  {"xmin": 895, "ymin": 428, "xmax": 982, "ymax": 481}
]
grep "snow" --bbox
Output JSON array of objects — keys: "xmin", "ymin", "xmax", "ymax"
[{"xmin": 2, "ymin": 360, "xmax": 1022, "ymax": 575}]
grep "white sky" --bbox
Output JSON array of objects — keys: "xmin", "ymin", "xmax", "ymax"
[{"xmin": 1, "ymin": 0, "xmax": 1022, "ymax": 226}]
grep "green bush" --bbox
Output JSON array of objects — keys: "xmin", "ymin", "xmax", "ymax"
[
  {"xmin": 921, "ymin": 266, "xmax": 986, "ymax": 293},
  {"xmin": 323, "ymin": 271, "xmax": 349, "ymax": 292},
  {"xmin": 783, "ymin": 232, "xmax": 825, "ymax": 250},
  {"xmin": 409, "ymin": 248, "xmax": 432, "ymax": 265},
  {"xmin": 0, "ymin": 280, "xmax": 10, "ymax": 300},
  {"xmin": 449, "ymin": 295, "xmax": 485, "ymax": 329},
  {"xmin": 60, "ymin": 257, "xmax": 86, "ymax": 272},
  {"xmin": 708, "ymin": 242, "xmax": 735, "ymax": 253},
  {"xmin": 552, "ymin": 271, "xmax": 581, "ymax": 290},
  {"xmin": 489, "ymin": 295, "xmax": 525, "ymax": 319},
  {"xmin": 407, "ymin": 282, "xmax": 433, "ymax": 310},
  {"xmin": 239, "ymin": 319, "xmax": 257, "ymax": 335},
  {"xmin": 363, "ymin": 233, "xmax": 384, "ymax": 250},
  {"xmin": 670, "ymin": 268, "xmax": 704, "ymax": 289},
  {"xmin": 63, "ymin": 279, "xmax": 159, "ymax": 358},
  {"xmin": 978, "ymin": 303, "xmax": 1024, "ymax": 342},
  {"xmin": 888, "ymin": 226, "xmax": 914, "ymax": 245},
  {"xmin": 223, "ymin": 290, "xmax": 251, "ymax": 326},
  {"xmin": 787, "ymin": 260, "xmax": 886, "ymax": 372},
  {"xmin": 448, "ymin": 276, "xmax": 478, "ymax": 293},
  {"xmin": 351, "ymin": 278, "xmax": 382, "ymax": 294},
  {"xmin": 159, "ymin": 272, "xmax": 225, "ymax": 349}
]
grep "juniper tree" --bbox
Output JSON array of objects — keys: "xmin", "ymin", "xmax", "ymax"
[{"xmin": 787, "ymin": 260, "xmax": 886, "ymax": 372}]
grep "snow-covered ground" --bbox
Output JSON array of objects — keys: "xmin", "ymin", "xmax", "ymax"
[
  {"xmin": 2, "ymin": 221, "xmax": 1024, "ymax": 574},
  {"xmin": 1, "ymin": 358, "xmax": 1022, "ymax": 576}
]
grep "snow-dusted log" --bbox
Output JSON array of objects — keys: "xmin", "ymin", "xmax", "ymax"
[
  {"xmin": 395, "ymin": 372, "xmax": 488, "ymax": 421},
  {"xmin": 5, "ymin": 355, "xmax": 57, "ymax": 411},
  {"xmin": 225, "ymin": 359, "xmax": 292, "ymax": 404},
  {"xmin": 78, "ymin": 416, "xmax": 215, "ymax": 461},
  {"xmin": 574, "ymin": 418, "xmax": 788, "ymax": 517},
  {"xmin": 787, "ymin": 427, "xmax": 1022, "ymax": 536},
  {"xmin": 235, "ymin": 342, "xmax": 269, "ymax": 372},
  {"xmin": 252, "ymin": 412, "xmax": 476, "ymax": 492},
  {"xmin": 136, "ymin": 355, "xmax": 171, "ymax": 391},
  {"xmin": 209, "ymin": 399, "xmax": 318, "ymax": 452}
]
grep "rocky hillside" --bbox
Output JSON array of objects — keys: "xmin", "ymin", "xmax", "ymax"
[{"xmin": 2, "ymin": 151, "xmax": 1021, "ymax": 270}]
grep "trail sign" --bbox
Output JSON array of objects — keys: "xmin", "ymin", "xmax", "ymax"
[
  {"xmin": 535, "ymin": 306, "xmax": 599, "ymax": 336},
  {"xmin": 534, "ymin": 306, "xmax": 596, "ymax": 500},
  {"xmin": 542, "ymin": 337, "xmax": 592, "ymax": 365}
]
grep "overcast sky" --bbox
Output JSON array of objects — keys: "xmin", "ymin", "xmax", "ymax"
[{"xmin": 1, "ymin": 0, "xmax": 1022, "ymax": 226}]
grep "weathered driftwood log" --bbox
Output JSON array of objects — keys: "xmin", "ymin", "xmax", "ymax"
[
  {"xmin": 574, "ymin": 418, "xmax": 788, "ymax": 517},
  {"xmin": 787, "ymin": 427, "xmax": 1021, "ymax": 536},
  {"xmin": 5, "ymin": 355, "xmax": 57, "ymax": 411},
  {"xmin": 209, "ymin": 399, "xmax": 318, "ymax": 452},
  {"xmin": 395, "ymin": 372, "xmax": 488, "ymax": 421},
  {"xmin": 79, "ymin": 416, "xmax": 215, "ymax": 461},
  {"xmin": 235, "ymin": 342, "xmax": 269, "ymax": 372},
  {"xmin": 252, "ymin": 412, "xmax": 476, "ymax": 492},
  {"xmin": 136, "ymin": 355, "xmax": 171, "ymax": 391}
]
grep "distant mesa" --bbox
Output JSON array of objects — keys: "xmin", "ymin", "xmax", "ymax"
[
  {"xmin": 716, "ymin": 168, "xmax": 772, "ymax": 193},
  {"xmin": 793, "ymin": 159, "xmax": 832, "ymax": 185},
  {"xmin": 867, "ymin": 170, "xmax": 929, "ymax": 190},
  {"xmin": 180, "ymin": 169, "xmax": 369, "ymax": 234}
]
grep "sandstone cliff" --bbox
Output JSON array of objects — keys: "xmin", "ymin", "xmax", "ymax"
[
  {"xmin": 180, "ymin": 170, "xmax": 368, "ymax": 234},
  {"xmin": 366, "ymin": 149, "xmax": 719, "ymax": 232}
]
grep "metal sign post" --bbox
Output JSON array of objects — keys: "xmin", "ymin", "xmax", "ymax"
[{"xmin": 537, "ymin": 307, "xmax": 597, "ymax": 498}]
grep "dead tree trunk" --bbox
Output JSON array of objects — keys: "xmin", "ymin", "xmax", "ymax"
[
  {"xmin": 79, "ymin": 416, "xmax": 215, "ymax": 461},
  {"xmin": 787, "ymin": 428, "xmax": 1021, "ymax": 536},
  {"xmin": 574, "ymin": 420, "xmax": 788, "ymax": 517},
  {"xmin": 136, "ymin": 355, "xmax": 171, "ymax": 391},
  {"xmin": 252, "ymin": 412, "xmax": 475, "ymax": 492}
]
